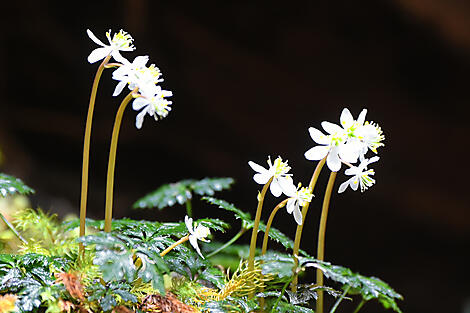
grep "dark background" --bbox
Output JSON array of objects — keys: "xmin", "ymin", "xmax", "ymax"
[{"xmin": 1, "ymin": 1, "xmax": 469, "ymax": 312}]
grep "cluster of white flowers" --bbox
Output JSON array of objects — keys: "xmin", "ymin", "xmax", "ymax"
[
  {"xmin": 304, "ymin": 108, "xmax": 384, "ymax": 193},
  {"xmin": 248, "ymin": 108, "xmax": 384, "ymax": 225},
  {"xmin": 87, "ymin": 29, "xmax": 172, "ymax": 129},
  {"xmin": 249, "ymin": 156, "xmax": 313, "ymax": 225}
]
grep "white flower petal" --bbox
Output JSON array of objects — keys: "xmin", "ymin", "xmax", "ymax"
[
  {"xmin": 189, "ymin": 235, "xmax": 204, "ymax": 258},
  {"xmin": 338, "ymin": 143, "xmax": 359, "ymax": 163},
  {"xmin": 185, "ymin": 215, "xmax": 194, "ymax": 234},
  {"xmin": 135, "ymin": 109, "xmax": 147, "ymax": 129},
  {"xmin": 357, "ymin": 109, "xmax": 367, "ymax": 125},
  {"xmin": 340, "ymin": 108, "xmax": 354, "ymax": 128},
  {"xmin": 132, "ymin": 97, "xmax": 149, "ymax": 110},
  {"xmin": 321, "ymin": 121, "xmax": 344, "ymax": 135},
  {"xmin": 111, "ymin": 51, "xmax": 129, "ymax": 64},
  {"xmin": 350, "ymin": 178, "xmax": 359, "ymax": 191},
  {"xmin": 344, "ymin": 167, "xmax": 357, "ymax": 176},
  {"xmin": 286, "ymin": 198, "xmax": 296, "ymax": 213},
  {"xmin": 308, "ymin": 127, "xmax": 330, "ymax": 145},
  {"xmin": 113, "ymin": 81, "xmax": 127, "ymax": 97},
  {"xmin": 326, "ymin": 151, "xmax": 341, "ymax": 172},
  {"xmin": 248, "ymin": 161, "xmax": 267, "ymax": 174},
  {"xmin": 270, "ymin": 180, "xmax": 283, "ymax": 197},
  {"xmin": 253, "ymin": 172, "xmax": 271, "ymax": 185},
  {"xmin": 279, "ymin": 177, "xmax": 296, "ymax": 197},
  {"xmin": 87, "ymin": 47, "xmax": 111, "ymax": 63},
  {"xmin": 87, "ymin": 29, "xmax": 106, "ymax": 47},
  {"xmin": 305, "ymin": 145, "xmax": 329, "ymax": 161},
  {"xmin": 293, "ymin": 207, "xmax": 303, "ymax": 225},
  {"xmin": 368, "ymin": 156, "xmax": 380, "ymax": 165},
  {"xmin": 338, "ymin": 180, "xmax": 350, "ymax": 193}
]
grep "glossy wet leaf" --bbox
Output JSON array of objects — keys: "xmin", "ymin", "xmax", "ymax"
[
  {"xmin": 133, "ymin": 177, "xmax": 233, "ymax": 210},
  {"xmin": 300, "ymin": 257, "xmax": 403, "ymax": 313},
  {"xmin": 0, "ymin": 173, "xmax": 34, "ymax": 197},
  {"xmin": 203, "ymin": 197, "xmax": 252, "ymax": 228},
  {"xmin": 273, "ymin": 302, "xmax": 315, "ymax": 313},
  {"xmin": 257, "ymin": 252, "xmax": 296, "ymax": 279}
]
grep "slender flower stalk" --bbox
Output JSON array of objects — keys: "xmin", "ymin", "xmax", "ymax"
[
  {"xmin": 104, "ymin": 88, "xmax": 138, "ymax": 232},
  {"xmin": 261, "ymin": 199, "xmax": 288, "ymax": 256},
  {"xmin": 259, "ymin": 198, "xmax": 288, "ymax": 310},
  {"xmin": 80, "ymin": 54, "xmax": 112, "ymax": 241},
  {"xmin": 159, "ymin": 235, "xmax": 190, "ymax": 257},
  {"xmin": 206, "ymin": 228, "xmax": 247, "ymax": 259},
  {"xmin": 352, "ymin": 299, "xmax": 366, "ymax": 313},
  {"xmin": 316, "ymin": 171, "xmax": 337, "ymax": 313},
  {"xmin": 291, "ymin": 156, "xmax": 326, "ymax": 291},
  {"xmin": 247, "ymin": 177, "xmax": 273, "ymax": 277},
  {"xmin": 329, "ymin": 285, "xmax": 351, "ymax": 313},
  {"xmin": 0, "ymin": 213, "xmax": 27, "ymax": 244}
]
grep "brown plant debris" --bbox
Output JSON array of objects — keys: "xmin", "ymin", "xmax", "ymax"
[
  {"xmin": 112, "ymin": 305, "xmax": 134, "ymax": 313},
  {"xmin": 140, "ymin": 292, "xmax": 197, "ymax": 313},
  {"xmin": 55, "ymin": 272, "xmax": 85, "ymax": 301}
]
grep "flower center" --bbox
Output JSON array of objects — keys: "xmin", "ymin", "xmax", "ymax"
[
  {"xmin": 109, "ymin": 29, "xmax": 134, "ymax": 50},
  {"xmin": 272, "ymin": 157, "xmax": 291, "ymax": 177}
]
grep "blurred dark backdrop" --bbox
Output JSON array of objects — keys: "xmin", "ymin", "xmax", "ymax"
[{"xmin": 1, "ymin": 1, "xmax": 469, "ymax": 312}]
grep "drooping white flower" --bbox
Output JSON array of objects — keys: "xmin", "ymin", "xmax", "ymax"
[
  {"xmin": 280, "ymin": 178, "xmax": 313, "ymax": 225},
  {"xmin": 132, "ymin": 85, "xmax": 173, "ymax": 129},
  {"xmin": 87, "ymin": 29, "xmax": 135, "ymax": 64},
  {"xmin": 111, "ymin": 55, "xmax": 150, "ymax": 96},
  {"xmin": 185, "ymin": 215, "xmax": 210, "ymax": 258},
  {"xmin": 338, "ymin": 156, "xmax": 379, "ymax": 193},
  {"xmin": 356, "ymin": 121, "xmax": 385, "ymax": 154},
  {"xmin": 248, "ymin": 156, "xmax": 292, "ymax": 197}
]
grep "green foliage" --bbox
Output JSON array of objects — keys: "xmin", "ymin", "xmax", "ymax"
[
  {"xmin": 14, "ymin": 209, "xmax": 77, "ymax": 256},
  {"xmin": 78, "ymin": 231, "xmax": 169, "ymax": 295},
  {"xmin": 300, "ymin": 256, "xmax": 404, "ymax": 312},
  {"xmin": 133, "ymin": 177, "xmax": 234, "ymax": 210},
  {"xmin": 0, "ymin": 173, "xmax": 34, "ymax": 198},
  {"xmin": 204, "ymin": 197, "xmax": 296, "ymax": 252},
  {"xmin": 202, "ymin": 297, "xmax": 259, "ymax": 313},
  {"xmin": 0, "ymin": 253, "xmax": 71, "ymax": 312},
  {"xmin": 87, "ymin": 281, "xmax": 137, "ymax": 312}
]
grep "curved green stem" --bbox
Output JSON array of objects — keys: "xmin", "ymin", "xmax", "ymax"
[
  {"xmin": 270, "ymin": 278, "xmax": 292, "ymax": 313},
  {"xmin": 160, "ymin": 235, "xmax": 189, "ymax": 257},
  {"xmin": 206, "ymin": 227, "xmax": 247, "ymax": 259},
  {"xmin": 352, "ymin": 299, "xmax": 366, "ymax": 313},
  {"xmin": 186, "ymin": 199, "xmax": 192, "ymax": 218},
  {"xmin": 79, "ymin": 55, "xmax": 111, "ymax": 252},
  {"xmin": 0, "ymin": 213, "xmax": 27, "ymax": 244},
  {"xmin": 316, "ymin": 171, "xmax": 337, "ymax": 313},
  {"xmin": 248, "ymin": 178, "xmax": 273, "ymax": 267},
  {"xmin": 329, "ymin": 285, "xmax": 351, "ymax": 313},
  {"xmin": 104, "ymin": 89, "xmax": 138, "ymax": 232},
  {"xmin": 291, "ymin": 156, "xmax": 326, "ymax": 291},
  {"xmin": 261, "ymin": 199, "xmax": 288, "ymax": 256},
  {"xmin": 259, "ymin": 198, "xmax": 288, "ymax": 310},
  {"xmin": 247, "ymin": 177, "xmax": 273, "ymax": 290}
]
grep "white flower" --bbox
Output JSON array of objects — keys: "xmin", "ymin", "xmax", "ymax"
[
  {"xmin": 356, "ymin": 121, "xmax": 384, "ymax": 154},
  {"xmin": 248, "ymin": 156, "xmax": 291, "ymax": 197},
  {"xmin": 185, "ymin": 215, "xmax": 210, "ymax": 258},
  {"xmin": 280, "ymin": 178, "xmax": 313, "ymax": 225},
  {"xmin": 304, "ymin": 122, "xmax": 347, "ymax": 172},
  {"xmin": 338, "ymin": 156, "xmax": 379, "ymax": 193},
  {"xmin": 113, "ymin": 61, "xmax": 163, "ymax": 97},
  {"xmin": 132, "ymin": 86, "xmax": 173, "ymax": 129},
  {"xmin": 111, "ymin": 55, "xmax": 150, "ymax": 96},
  {"xmin": 87, "ymin": 29, "xmax": 135, "ymax": 64}
]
